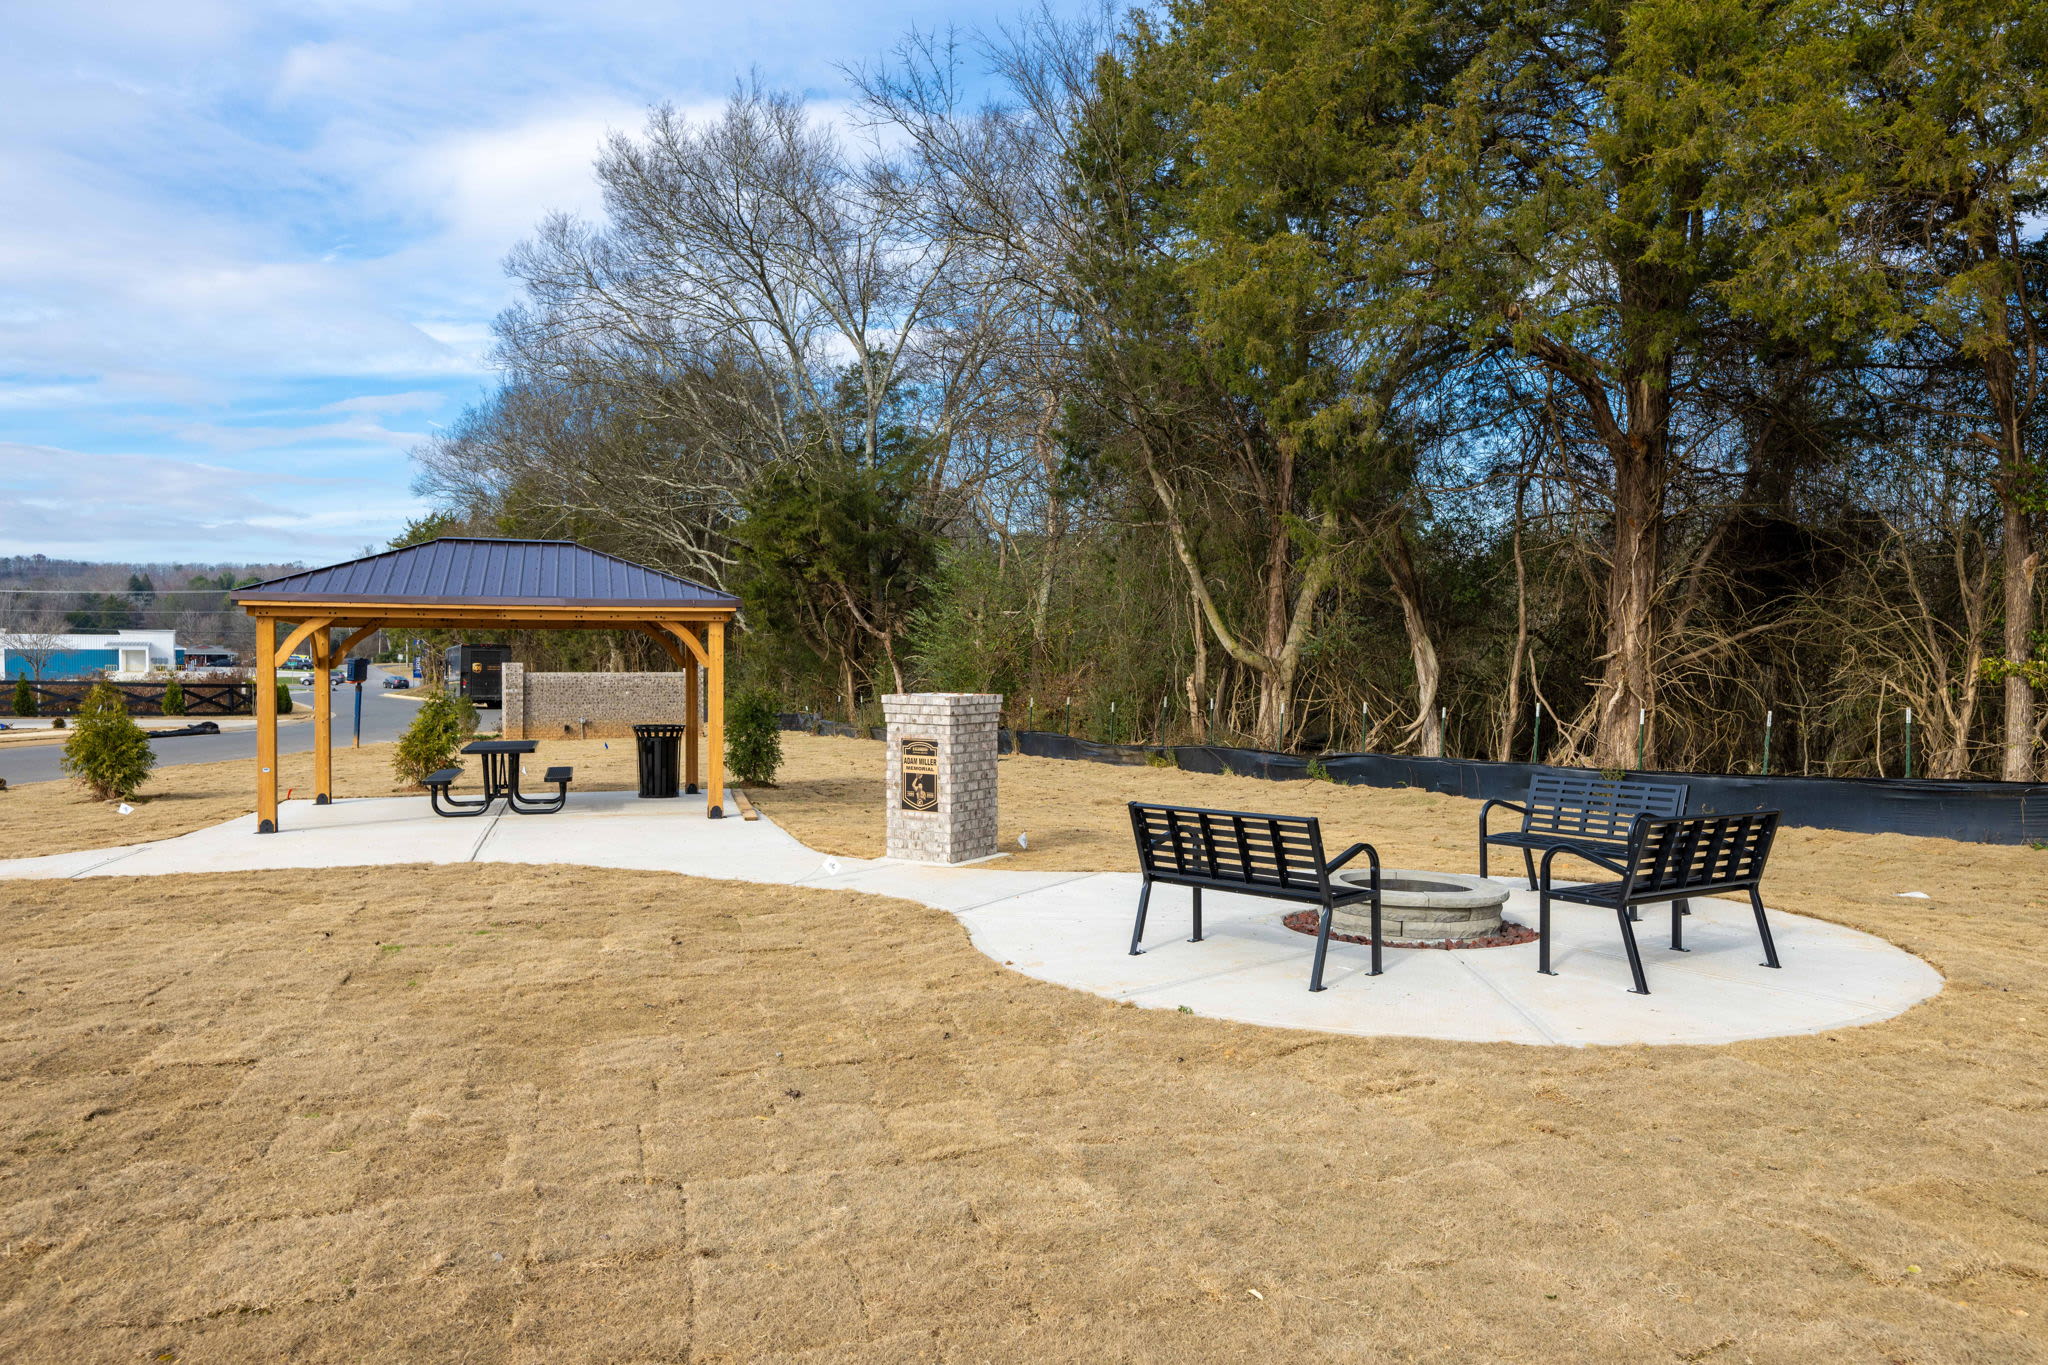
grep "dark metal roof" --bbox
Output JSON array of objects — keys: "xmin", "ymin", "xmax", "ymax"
[{"xmin": 231, "ymin": 538, "xmax": 738, "ymax": 610}]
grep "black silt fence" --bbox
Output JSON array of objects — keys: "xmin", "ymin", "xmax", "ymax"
[{"xmin": 781, "ymin": 712, "xmax": 2048, "ymax": 846}]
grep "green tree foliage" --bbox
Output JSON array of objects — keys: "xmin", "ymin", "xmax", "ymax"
[
  {"xmin": 725, "ymin": 688, "xmax": 785, "ymax": 786},
  {"xmin": 393, "ymin": 690, "xmax": 480, "ymax": 787},
  {"xmin": 730, "ymin": 415, "xmax": 938, "ymax": 721},
  {"xmin": 11, "ymin": 676, "xmax": 35, "ymax": 717},
  {"xmin": 64, "ymin": 592, "xmax": 137, "ymax": 632},
  {"xmin": 161, "ymin": 678, "xmax": 185, "ymax": 716},
  {"xmin": 60, "ymin": 682, "xmax": 155, "ymax": 801}
]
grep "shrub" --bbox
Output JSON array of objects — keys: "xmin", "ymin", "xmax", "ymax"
[
  {"xmin": 162, "ymin": 677, "xmax": 186, "ymax": 716},
  {"xmin": 393, "ymin": 690, "xmax": 479, "ymax": 787},
  {"xmin": 11, "ymin": 677, "xmax": 34, "ymax": 717},
  {"xmin": 275, "ymin": 679, "xmax": 295, "ymax": 715},
  {"xmin": 60, "ymin": 682, "xmax": 155, "ymax": 801},
  {"xmin": 726, "ymin": 688, "xmax": 783, "ymax": 786}
]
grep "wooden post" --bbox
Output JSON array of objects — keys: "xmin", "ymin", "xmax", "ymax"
[
  {"xmin": 684, "ymin": 631, "xmax": 702, "ymax": 795},
  {"xmin": 256, "ymin": 620, "xmax": 280, "ymax": 833},
  {"xmin": 312, "ymin": 628, "xmax": 333, "ymax": 803},
  {"xmin": 705, "ymin": 619, "xmax": 725, "ymax": 818}
]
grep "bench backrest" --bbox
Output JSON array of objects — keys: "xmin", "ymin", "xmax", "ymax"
[
  {"xmin": 1624, "ymin": 812, "xmax": 1779, "ymax": 895},
  {"xmin": 1129, "ymin": 802, "xmax": 1330, "ymax": 893},
  {"xmin": 1523, "ymin": 772, "xmax": 1689, "ymax": 843}
]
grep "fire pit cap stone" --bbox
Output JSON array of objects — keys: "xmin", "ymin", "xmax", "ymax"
[{"xmin": 1332, "ymin": 868, "xmax": 1509, "ymax": 912}]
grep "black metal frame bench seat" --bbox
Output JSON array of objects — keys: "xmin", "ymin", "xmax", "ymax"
[
  {"xmin": 424, "ymin": 766, "xmax": 489, "ymax": 817},
  {"xmin": 1481, "ymin": 772, "xmax": 1690, "ymax": 890},
  {"xmin": 1128, "ymin": 801, "xmax": 1383, "ymax": 992},
  {"xmin": 509, "ymin": 765, "xmax": 573, "ymax": 815},
  {"xmin": 1538, "ymin": 810, "xmax": 1782, "ymax": 994}
]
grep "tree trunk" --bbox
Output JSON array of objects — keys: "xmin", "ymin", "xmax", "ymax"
[
  {"xmin": 1379, "ymin": 529, "xmax": 1442, "ymax": 757},
  {"xmin": 1593, "ymin": 448, "xmax": 1662, "ymax": 769},
  {"xmin": 1499, "ymin": 479, "xmax": 1531, "ymax": 762},
  {"xmin": 1999, "ymin": 495, "xmax": 2039, "ymax": 781}
]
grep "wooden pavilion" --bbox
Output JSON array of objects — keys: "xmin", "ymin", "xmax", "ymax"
[{"xmin": 231, "ymin": 538, "xmax": 740, "ymax": 831}]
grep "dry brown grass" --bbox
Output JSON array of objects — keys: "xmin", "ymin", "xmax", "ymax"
[
  {"xmin": 4, "ymin": 857, "xmax": 2047, "ymax": 1363},
  {"xmin": 4, "ymin": 732, "xmax": 2047, "ymax": 1360}
]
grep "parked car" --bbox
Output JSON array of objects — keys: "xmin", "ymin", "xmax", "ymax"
[{"xmin": 382, "ymin": 676, "xmax": 410, "ymax": 689}]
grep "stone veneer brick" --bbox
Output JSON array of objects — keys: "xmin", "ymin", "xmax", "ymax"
[
  {"xmin": 501, "ymin": 663, "xmax": 693, "ymax": 741},
  {"xmin": 883, "ymin": 693, "xmax": 1001, "ymax": 864}
]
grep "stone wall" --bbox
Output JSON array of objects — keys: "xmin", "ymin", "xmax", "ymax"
[
  {"xmin": 883, "ymin": 693, "xmax": 1001, "ymax": 864},
  {"xmin": 501, "ymin": 663, "xmax": 690, "ymax": 740}
]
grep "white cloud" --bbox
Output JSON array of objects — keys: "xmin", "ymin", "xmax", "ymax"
[
  {"xmin": 0, "ymin": 0, "xmax": 1065, "ymax": 562},
  {"xmin": 0, "ymin": 442, "xmax": 426, "ymax": 562}
]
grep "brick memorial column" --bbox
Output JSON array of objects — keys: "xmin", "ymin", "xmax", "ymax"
[{"xmin": 883, "ymin": 693, "xmax": 1001, "ymax": 864}]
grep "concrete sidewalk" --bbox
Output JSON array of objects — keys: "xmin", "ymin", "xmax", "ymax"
[{"xmin": 0, "ymin": 791, "xmax": 1942, "ymax": 1047}]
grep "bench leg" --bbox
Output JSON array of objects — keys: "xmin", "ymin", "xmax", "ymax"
[
  {"xmin": 1367, "ymin": 887, "xmax": 1383, "ymax": 977},
  {"xmin": 1677, "ymin": 897, "xmax": 1691, "ymax": 916},
  {"xmin": 1538, "ymin": 891, "xmax": 1555, "ymax": 975},
  {"xmin": 1521, "ymin": 847, "xmax": 1538, "ymax": 891},
  {"xmin": 1189, "ymin": 887, "xmax": 1203, "ymax": 943},
  {"xmin": 1670, "ymin": 899, "xmax": 1688, "ymax": 951},
  {"xmin": 1616, "ymin": 905, "xmax": 1651, "ymax": 994},
  {"xmin": 1309, "ymin": 892, "xmax": 1335, "ymax": 993},
  {"xmin": 1749, "ymin": 887, "xmax": 1782, "ymax": 969},
  {"xmin": 1128, "ymin": 881, "xmax": 1153, "ymax": 956},
  {"xmin": 1478, "ymin": 837, "xmax": 1489, "ymax": 881}
]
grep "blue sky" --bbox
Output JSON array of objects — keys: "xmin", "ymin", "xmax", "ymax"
[{"xmin": 0, "ymin": 0, "xmax": 1059, "ymax": 567}]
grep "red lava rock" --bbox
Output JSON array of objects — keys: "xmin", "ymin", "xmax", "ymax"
[{"xmin": 1279, "ymin": 910, "xmax": 1538, "ymax": 951}]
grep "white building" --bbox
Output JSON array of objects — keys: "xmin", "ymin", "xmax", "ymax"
[{"xmin": 0, "ymin": 629, "xmax": 181, "ymax": 680}]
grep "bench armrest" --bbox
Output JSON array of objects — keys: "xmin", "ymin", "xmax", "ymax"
[
  {"xmin": 1478, "ymin": 799, "xmax": 1526, "ymax": 839},
  {"xmin": 1325, "ymin": 841, "xmax": 1380, "ymax": 879},
  {"xmin": 1538, "ymin": 841, "xmax": 1629, "ymax": 886}
]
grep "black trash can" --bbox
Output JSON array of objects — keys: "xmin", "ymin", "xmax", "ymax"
[{"xmin": 633, "ymin": 723, "xmax": 686, "ymax": 799}]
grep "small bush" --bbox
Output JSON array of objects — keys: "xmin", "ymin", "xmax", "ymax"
[
  {"xmin": 10, "ymin": 677, "xmax": 34, "ymax": 717},
  {"xmin": 1145, "ymin": 750, "xmax": 1178, "ymax": 769},
  {"xmin": 162, "ymin": 678, "xmax": 186, "ymax": 716},
  {"xmin": 275, "ymin": 679, "xmax": 295, "ymax": 715},
  {"xmin": 393, "ymin": 690, "xmax": 478, "ymax": 787},
  {"xmin": 726, "ymin": 688, "xmax": 784, "ymax": 786},
  {"xmin": 1306, "ymin": 757, "xmax": 1333, "ymax": 783},
  {"xmin": 60, "ymin": 682, "xmax": 155, "ymax": 801}
]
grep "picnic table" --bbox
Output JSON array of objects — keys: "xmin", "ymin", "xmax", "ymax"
[{"xmin": 424, "ymin": 739, "xmax": 573, "ymax": 816}]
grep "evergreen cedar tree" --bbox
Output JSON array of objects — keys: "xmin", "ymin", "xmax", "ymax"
[
  {"xmin": 393, "ymin": 691, "xmax": 480, "ymax": 788},
  {"xmin": 61, "ymin": 682, "xmax": 155, "ymax": 802},
  {"xmin": 726, "ymin": 689, "xmax": 784, "ymax": 786}
]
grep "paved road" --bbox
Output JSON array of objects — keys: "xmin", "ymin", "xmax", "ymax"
[{"xmin": 0, "ymin": 666, "xmax": 492, "ymax": 786}]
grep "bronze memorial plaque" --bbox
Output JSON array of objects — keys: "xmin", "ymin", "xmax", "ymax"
[{"xmin": 900, "ymin": 738, "xmax": 939, "ymax": 812}]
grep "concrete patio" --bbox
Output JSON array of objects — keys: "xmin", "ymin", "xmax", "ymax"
[{"xmin": 0, "ymin": 791, "xmax": 1942, "ymax": 1047}]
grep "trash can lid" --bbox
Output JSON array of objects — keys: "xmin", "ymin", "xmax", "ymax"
[{"xmin": 633, "ymin": 723, "xmax": 687, "ymax": 737}]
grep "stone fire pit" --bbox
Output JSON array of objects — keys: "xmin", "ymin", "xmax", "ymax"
[{"xmin": 1330, "ymin": 869, "xmax": 1510, "ymax": 943}]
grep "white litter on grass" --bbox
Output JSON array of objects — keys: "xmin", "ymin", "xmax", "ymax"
[
  {"xmin": 117, "ymin": 804, "xmax": 133, "ymax": 815},
  {"xmin": 1018, "ymin": 832, "xmax": 1029, "ymax": 850},
  {"xmin": 1897, "ymin": 891, "xmax": 1931, "ymax": 899}
]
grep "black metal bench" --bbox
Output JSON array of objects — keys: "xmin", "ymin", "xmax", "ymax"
[
  {"xmin": 1537, "ymin": 811, "xmax": 1782, "ymax": 994},
  {"xmin": 424, "ymin": 766, "xmax": 489, "ymax": 818},
  {"xmin": 510, "ymin": 765, "xmax": 573, "ymax": 815},
  {"xmin": 1480, "ymin": 772, "xmax": 1690, "ymax": 889},
  {"xmin": 1128, "ymin": 801, "xmax": 1383, "ymax": 992}
]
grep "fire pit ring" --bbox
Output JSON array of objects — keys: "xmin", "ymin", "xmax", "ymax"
[{"xmin": 1329, "ymin": 868, "xmax": 1511, "ymax": 943}]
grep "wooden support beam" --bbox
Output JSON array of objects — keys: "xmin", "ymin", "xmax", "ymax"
[
  {"xmin": 255, "ymin": 622, "xmax": 279, "ymax": 834},
  {"xmin": 312, "ymin": 629, "xmax": 333, "ymax": 804},
  {"xmin": 335, "ymin": 624, "xmax": 383, "ymax": 659},
  {"xmin": 705, "ymin": 619, "xmax": 725, "ymax": 818}
]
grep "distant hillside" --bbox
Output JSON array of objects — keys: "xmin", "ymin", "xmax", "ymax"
[{"xmin": 0, "ymin": 556, "xmax": 307, "ymax": 653}]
